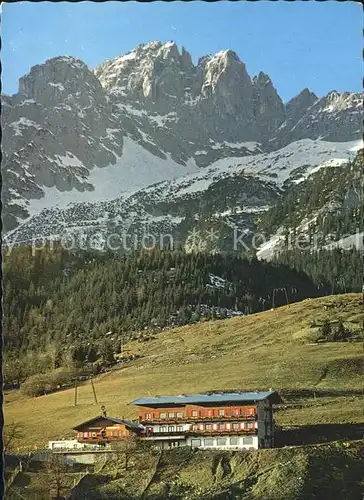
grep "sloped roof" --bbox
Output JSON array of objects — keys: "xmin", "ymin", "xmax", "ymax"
[
  {"xmin": 72, "ymin": 415, "xmax": 141, "ymax": 431},
  {"xmin": 130, "ymin": 391, "xmax": 281, "ymax": 406}
]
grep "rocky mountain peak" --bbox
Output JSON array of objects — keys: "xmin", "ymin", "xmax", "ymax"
[
  {"xmin": 3, "ymin": 40, "xmax": 362, "ymax": 236},
  {"xmin": 18, "ymin": 55, "xmax": 102, "ymax": 105},
  {"xmin": 200, "ymin": 49, "xmax": 251, "ymax": 93},
  {"xmin": 298, "ymin": 88, "xmax": 318, "ymax": 101},
  {"xmin": 323, "ymin": 90, "xmax": 361, "ymax": 112},
  {"xmin": 283, "ymin": 88, "xmax": 318, "ymax": 133},
  {"xmin": 94, "ymin": 41, "xmax": 194, "ymax": 109},
  {"xmin": 159, "ymin": 40, "xmax": 180, "ymax": 59},
  {"xmin": 204, "ymin": 49, "xmax": 244, "ymax": 69},
  {"xmin": 274, "ymin": 89, "xmax": 362, "ymax": 147},
  {"xmin": 253, "ymin": 72, "xmax": 285, "ymax": 141},
  {"xmin": 253, "ymin": 71, "xmax": 272, "ymax": 86},
  {"xmin": 139, "ymin": 40, "xmax": 163, "ymax": 51},
  {"xmin": 214, "ymin": 49, "xmax": 241, "ymax": 63},
  {"xmin": 197, "ymin": 48, "xmax": 256, "ymax": 140},
  {"xmin": 180, "ymin": 46, "xmax": 193, "ymax": 70}
]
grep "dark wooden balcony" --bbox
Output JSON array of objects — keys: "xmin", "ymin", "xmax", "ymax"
[
  {"xmin": 78, "ymin": 435, "xmax": 124, "ymax": 444},
  {"xmin": 140, "ymin": 414, "xmax": 257, "ymax": 424}
]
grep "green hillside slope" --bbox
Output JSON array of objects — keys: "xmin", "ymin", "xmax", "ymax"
[{"xmin": 4, "ymin": 294, "xmax": 364, "ymax": 451}]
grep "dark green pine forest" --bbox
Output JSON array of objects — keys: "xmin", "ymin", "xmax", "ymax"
[{"xmin": 3, "ymin": 242, "xmax": 362, "ymax": 387}]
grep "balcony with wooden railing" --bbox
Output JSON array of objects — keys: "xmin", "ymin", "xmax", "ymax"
[
  {"xmin": 146, "ymin": 428, "xmax": 257, "ymax": 437},
  {"xmin": 77, "ymin": 437, "xmax": 122, "ymax": 444},
  {"xmin": 77, "ymin": 432, "xmax": 129, "ymax": 444},
  {"xmin": 139, "ymin": 414, "xmax": 257, "ymax": 424}
]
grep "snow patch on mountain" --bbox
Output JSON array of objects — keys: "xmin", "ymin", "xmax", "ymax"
[
  {"xmin": 256, "ymin": 234, "xmax": 284, "ymax": 261},
  {"xmin": 142, "ymin": 138, "xmax": 360, "ymax": 206},
  {"xmin": 9, "ymin": 117, "xmax": 42, "ymax": 136},
  {"xmin": 27, "ymin": 137, "xmax": 199, "ymax": 215}
]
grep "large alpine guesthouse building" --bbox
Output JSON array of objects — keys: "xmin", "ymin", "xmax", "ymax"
[{"xmin": 130, "ymin": 390, "xmax": 281, "ymax": 450}]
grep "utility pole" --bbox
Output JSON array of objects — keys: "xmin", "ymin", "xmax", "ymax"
[
  {"xmin": 359, "ymin": 150, "xmax": 364, "ymax": 304},
  {"xmin": 283, "ymin": 287, "xmax": 289, "ymax": 307},
  {"xmin": 361, "ymin": 164, "xmax": 364, "ymax": 304},
  {"xmin": 74, "ymin": 378, "xmax": 78, "ymax": 407},
  {"xmin": 272, "ymin": 288, "xmax": 288, "ymax": 309},
  {"xmin": 91, "ymin": 378, "xmax": 98, "ymax": 404}
]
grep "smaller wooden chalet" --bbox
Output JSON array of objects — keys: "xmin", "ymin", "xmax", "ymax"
[{"xmin": 73, "ymin": 415, "xmax": 144, "ymax": 445}]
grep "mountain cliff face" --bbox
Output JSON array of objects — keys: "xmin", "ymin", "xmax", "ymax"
[
  {"xmin": 2, "ymin": 41, "xmax": 362, "ymax": 251},
  {"xmin": 2, "ymin": 56, "xmax": 125, "ymax": 231},
  {"xmin": 256, "ymin": 148, "xmax": 364, "ymax": 260},
  {"xmin": 275, "ymin": 90, "xmax": 362, "ymax": 147},
  {"xmin": 95, "ymin": 43, "xmax": 286, "ymax": 145}
]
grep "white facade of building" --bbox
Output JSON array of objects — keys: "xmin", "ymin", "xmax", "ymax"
[
  {"xmin": 142, "ymin": 421, "xmax": 259, "ymax": 450},
  {"xmin": 186, "ymin": 435, "xmax": 258, "ymax": 450},
  {"xmin": 142, "ymin": 433, "xmax": 258, "ymax": 450},
  {"xmin": 48, "ymin": 439, "xmax": 97, "ymax": 451},
  {"xmin": 148, "ymin": 421, "xmax": 257, "ymax": 434}
]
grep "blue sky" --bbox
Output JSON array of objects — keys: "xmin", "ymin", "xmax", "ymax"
[{"xmin": 2, "ymin": 1, "xmax": 362, "ymax": 102}]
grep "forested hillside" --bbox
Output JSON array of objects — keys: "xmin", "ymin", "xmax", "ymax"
[
  {"xmin": 274, "ymin": 248, "xmax": 363, "ymax": 293},
  {"xmin": 3, "ymin": 246, "xmax": 319, "ymax": 381},
  {"xmin": 257, "ymin": 149, "xmax": 363, "ymax": 249}
]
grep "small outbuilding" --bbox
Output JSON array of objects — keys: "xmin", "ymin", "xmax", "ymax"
[{"xmin": 72, "ymin": 415, "xmax": 144, "ymax": 444}]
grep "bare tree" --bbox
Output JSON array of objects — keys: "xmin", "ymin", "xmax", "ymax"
[
  {"xmin": 111, "ymin": 434, "xmax": 138, "ymax": 470},
  {"xmin": 37, "ymin": 454, "xmax": 69, "ymax": 499},
  {"xmin": 4, "ymin": 420, "xmax": 23, "ymax": 455}
]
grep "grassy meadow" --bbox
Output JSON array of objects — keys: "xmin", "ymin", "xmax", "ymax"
[{"xmin": 4, "ymin": 293, "xmax": 364, "ymax": 450}]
